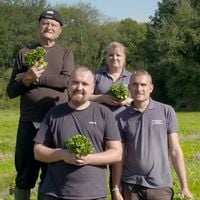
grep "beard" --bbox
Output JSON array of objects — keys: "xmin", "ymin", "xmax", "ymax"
[{"xmin": 70, "ymin": 91, "xmax": 87, "ymax": 106}]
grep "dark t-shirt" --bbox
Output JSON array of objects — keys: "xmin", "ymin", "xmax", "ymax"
[
  {"xmin": 34, "ymin": 102, "xmax": 121, "ymax": 199},
  {"xmin": 116, "ymin": 99, "xmax": 179, "ymax": 188},
  {"xmin": 7, "ymin": 44, "xmax": 74, "ymax": 122}
]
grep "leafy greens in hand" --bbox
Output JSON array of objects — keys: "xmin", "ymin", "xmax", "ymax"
[
  {"xmin": 25, "ymin": 47, "xmax": 48, "ymax": 69},
  {"xmin": 109, "ymin": 83, "xmax": 129, "ymax": 100},
  {"xmin": 65, "ymin": 135, "xmax": 94, "ymax": 157}
]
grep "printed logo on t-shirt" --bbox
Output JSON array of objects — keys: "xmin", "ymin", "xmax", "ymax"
[
  {"xmin": 89, "ymin": 121, "xmax": 97, "ymax": 125},
  {"xmin": 151, "ymin": 119, "xmax": 163, "ymax": 125}
]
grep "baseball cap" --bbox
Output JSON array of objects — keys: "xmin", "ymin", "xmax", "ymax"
[{"xmin": 39, "ymin": 9, "xmax": 63, "ymax": 26}]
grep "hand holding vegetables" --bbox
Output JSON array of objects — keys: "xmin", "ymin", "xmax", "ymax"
[
  {"xmin": 65, "ymin": 135, "xmax": 94, "ymax": 158},
  {"xmin": 25, "ymin": 47, "xmax": 48, "ymax": 69},
  {"xmin": 19, "ymin": 47, "xmax": 47, "ymax": 86}
]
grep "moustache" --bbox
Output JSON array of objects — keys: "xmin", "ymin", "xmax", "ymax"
[{"xmin": 73, "ymin": 90, "xmax": 84, "ymax": 95}]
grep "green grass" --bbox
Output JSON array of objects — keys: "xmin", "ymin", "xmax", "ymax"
[
  {"xmin": 0, "ymin": 157, "xmax": 15, "ymax": 197},
  {"xmin": 0, "ymin": 109, "xmax": 18, "ymax": 153},
  {"xmin": 0, "ymin": 110, "xmax": 200, "ymax": 199},
  {"xmin": 180, "ymin": 138, "xmax": 200, "ymax": 160},
  {"xmin": 0, "ymin": 110, "xmax": 18, "ymax": 199},
  {"xmin": 172, "ymin": 140, "xmax": 200, "ymax": 199},
  {"xmin": 177, "ymin": 112, "xmax": 200, "ymax": 135}
]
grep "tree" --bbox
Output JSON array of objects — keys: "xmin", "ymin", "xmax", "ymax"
[
  {"xmin": 117, "ymin": 18, "xmax": 148, "ymax": 70},
  {"xmin": 57, "ymin": 2, "xmax": 120, "ymax": 69},
  {"xmin": 0, "ymin": 0, "xmax": 48, "ymax": 68},
  {"xmin": 146, "ymin": 0, "xmax": 200, "ymax": 110}
]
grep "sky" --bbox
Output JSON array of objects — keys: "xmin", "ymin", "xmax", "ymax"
[{"xmin": 47, "ymin": 0, "xmax": 160, "ymax": 22}]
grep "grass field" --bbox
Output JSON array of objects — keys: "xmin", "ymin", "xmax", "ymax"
[{"xmin": 0, "ymin": 110, "xmax": 200, "ymax": 200}]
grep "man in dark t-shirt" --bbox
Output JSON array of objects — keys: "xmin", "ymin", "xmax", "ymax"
[
  {"xmin": 34, "ymin": 67, "xmax": 122, "ymax": 200},
  {"xmin": 6, "ymin": 9, "xmax": 74, "ymax": 200}
]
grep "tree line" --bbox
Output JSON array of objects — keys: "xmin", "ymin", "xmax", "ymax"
[{"xmin": 0, "ymin": 0, "xmax": 200, "ymax": 110}]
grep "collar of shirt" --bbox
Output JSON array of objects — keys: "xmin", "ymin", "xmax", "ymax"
[{"xmin": 102, "ymin": 66, "xmax": 129, "ymax": 79}]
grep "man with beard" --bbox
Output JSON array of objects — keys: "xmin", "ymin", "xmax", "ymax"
[{"xmin": 33, "ymin": 67, "xmax": 123, "ymax": 200}]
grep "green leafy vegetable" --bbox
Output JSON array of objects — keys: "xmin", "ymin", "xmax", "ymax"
[
  {"xmin": 109, "ymin": 83, "xmax": 129, "ymax": 100},
  {"xmin": 24, "ymin": 47, "xmax": 48, "ymax": 69},
  {"xmin": 65, "ymin": 135, "xmax": 94, "ymax": 157}
]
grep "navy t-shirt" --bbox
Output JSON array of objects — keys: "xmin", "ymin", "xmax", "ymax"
[{"xmin": 34, "ymin": 102, "xmax": 121, "ymax": 199}]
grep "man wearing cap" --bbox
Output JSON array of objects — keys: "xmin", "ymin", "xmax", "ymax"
[{"xmin": 7, "ymin": 9, "xmax": 74, "ymax": 200}]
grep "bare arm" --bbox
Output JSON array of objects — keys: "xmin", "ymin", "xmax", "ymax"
[
  {"xmin": 34, "ymin": 143, "xmax": 90, "ymax": 166},
  {"xmin": 90, "ymin": 94, "xmax": 117, "ymax": 105},
  {"xmin": 111, "ymin": 143, "xmax": 125, "ymax": 200},
  {"xmin": 90, "ymin": 94, "xmax": 133, "ymax": 108},
  {"xmin": 34, "ymin": 140, "xmax": 122, "ymax": 166},
  {"xmin": 34, "ymin": 143, "xmax": 66, "ymax": 163},
  {"xmin": 78, "ymin": 140, "xmax": 122, "ymax": 166},
  {"xmin": 168, "ymin": 133, "xmax": 193, "ymax": 198}
]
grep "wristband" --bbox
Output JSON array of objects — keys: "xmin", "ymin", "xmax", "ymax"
[{"xmin": 112, "ymin": 188, "xmax": 120, "ymax": 192}]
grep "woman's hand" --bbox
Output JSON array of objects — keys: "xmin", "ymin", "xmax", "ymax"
[
  {"xmin": 101, "ymin": 94, "xmax": 121, "ymax": 106},
  {"xmin": 119, "ymin": 97, "xmax": 133, "ymax": 107}
]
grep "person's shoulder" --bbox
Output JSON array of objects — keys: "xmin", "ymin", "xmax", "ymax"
[
  {"xmin": 124, "ymin": 68, "xmax": 132, "ymax": 75},
  {"xmin": 94, "ymin": 67, "xmax": 108, "ymax": 81},
  {"xmin": 91, "ymin": 101, "xmax": 109, "ymax": 110},
  {"xmin": 18, "ymin": 46, "xmax": 32, "ymax": 54},
  {"xmin": 115, "ymin": 106, "xmax": 131, "ymax": 120},
  {"xmin": 54, "ymin": 44, "xmax": 71, "ymax": 50},
  {"xmin": 90, "ymin": 102, "xmax": 115, "ymax": 116},
  {"xmin": 52, "ymin": 44, "xmax": 73, "ymax": 53},
  {"xmin": 46, "ymin": 102, "xmax": 68, "ymax": 118},
  {"xmin": 152, "ymin": 99, "xmax": 172, "ymax": 108},
  {"xmin": 94, "ymin": 66, "xmax": 107, "ymax": 74},
  {"xmin": 152, "ymin": 99, "xmax": 175, "ymax": 112},
  {"xmin": 18, "ymin": 44, "xmax": 40, "ymax": 54},
  {"xmin": 121, "ymin": 68, "xmax": 132, "ymax": 82}
]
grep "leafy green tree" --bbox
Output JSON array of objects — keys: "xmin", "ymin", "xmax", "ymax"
[
  {"xmin": 117, "ymin": 18, "xmax": 148, "ymax": 70},
  {"xmin": 151, "ymin": 0, "xmax": 177, "ymax": 27},
  {"xmin": 1, "ymin": 0, "xmax": 200, "ymax": 111},
  {"xmin": 146, "ymin": 0, "xmax": 200, "ymax": 110},
  {"xmin": 58, "ymin": 2, "xmax": 120, "ymax": 69},
  {"xmin": 0, "ymin": 0, "xmax": 48, "ymax": 68},
  {"xmin": 164, "ymin": 0, "xmax": 200, "ymax": 110}
]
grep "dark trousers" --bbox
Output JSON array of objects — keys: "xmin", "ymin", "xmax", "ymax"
[
  {"xmin": 43, "ymin": 194, "xmax": 107, "ymax": 200},
  {"xmin": 122, "ymin": 183, "xmax": 174, "ymax": 200},
  {"xmin": 15, "ymin": 120, "xmax": 47, "ymax": 189}
]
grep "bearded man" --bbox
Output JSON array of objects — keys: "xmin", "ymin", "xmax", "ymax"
[{"xmin": 33, "ymin": 67, "xmax": 122, "ymax": 200}]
